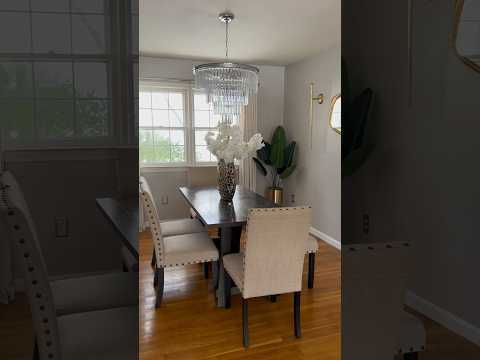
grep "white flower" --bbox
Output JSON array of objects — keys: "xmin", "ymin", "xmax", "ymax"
[{"xmin": 204, "ymin": 124, "xmax": 264, "ymax": 163}]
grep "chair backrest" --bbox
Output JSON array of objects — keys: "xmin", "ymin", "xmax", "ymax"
[
  {"xmin": 242, "ymin": 206, "xmax": 312, "ymax": 299},
  {"xmin": 0, "ymin": 171, "xmax": 61, "ymax": 360},
  {"xmin": 139, "ymin": 176, "xmax": 165, "ymax": 267},
  {"xmin": 342, "ymin": 241, "xmax": 410, "ymax": 360}
]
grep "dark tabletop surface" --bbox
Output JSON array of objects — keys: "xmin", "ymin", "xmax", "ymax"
[
  {"xmin": 179, "ymin": 185, "xmax": 277, "ymax": 227},
  {"xmin": 96, "ymin": 197, "xmax": 139, "ymax": 258}
]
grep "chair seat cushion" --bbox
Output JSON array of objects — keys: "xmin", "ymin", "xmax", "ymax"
[
  {"xmin": 161, "ymin": 218, "xmax": 206, "ymax": 237},
  {"xmin": 396, "ymin": 311, "xmax": 426, "ymax": 354},
  {"xmin": 223, "ymin": 253, "xmax": 245, "ymax": 291},
  {"xmin": 306, "ymin": 236, "xmax": 319, "ymax": 253},
  {"xmin": 163, "ymin": 232, "xmax": 219, "ymax": 267},
  {"xmin": 51, "ymin": 272, "xmax": 138, "ymax": 316},
  {"xmin": 58, "ymin": 306, "xmax": 138, "ymax": 360}
]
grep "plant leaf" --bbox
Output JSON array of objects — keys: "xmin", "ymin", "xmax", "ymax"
[
  {"xmin": 342, "ymin": 144, "xmax": 375, "ymax": 177},
  {"xmin": 284, "ymin": 141, "xmax": 296, "ymax": 168},
  {"xmin": 257, "ymin": 142, "xmax": 272, "ymax": 165},
  {"xmin": 252, "ymin": 157, "xmax": 267, "ymax": 176},
  {"xmin": 269, "ymin": 126, "xmax": 286, "ymax": 169},
  {"xmin": 279, "ymin": 165, "xmax": 296, "ymax": 180}
]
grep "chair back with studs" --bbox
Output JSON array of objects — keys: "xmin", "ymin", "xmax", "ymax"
[
  {"xmin": 0, "ymin": 171, "xmax": 61, "ymax": 360},
  {"xmin": 242, "ymin": 206, "xmax": 312, "ymax": 299},
  {"xmin": 139, "ymin": 176, "xmax": 165, "ymax": 267}
]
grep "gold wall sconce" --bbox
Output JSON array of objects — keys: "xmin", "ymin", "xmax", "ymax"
[{"xmin": 309, "ymin": 83, "xmax": 324, "ymax": 148}]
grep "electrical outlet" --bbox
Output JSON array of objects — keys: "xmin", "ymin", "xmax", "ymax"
[
  {"xmin": 55, "ymin": 217, "xmax": 69, "ymax": 238},
  {"xmin": 161, "ymin": 195, "xmax": 168, "ymax": 205},
  {"xmin": 362, "ymin": 214, "xmax": 369, "ymax": 234}
]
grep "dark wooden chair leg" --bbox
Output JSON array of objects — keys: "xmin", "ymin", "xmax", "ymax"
[
  {"xmin": 32, "ymin": 338, "xmax": 39, "ymax": 360},
  {"xmin": 242, "ymin": 297, "xmax": 249, "ymax": 348},
  {"xmin": 308, "ymin": 253, "xmax": 315, "ymax": 289},
  {"xmin": 213, "ymin": 261, "xmax": 219, "ymax": 289},
  {"xmin": 150, "ymin": 248, "xmax": 156, "ymax": 268},
  {"xmin": 153, "ymin": 266, "xmax": 158, "ymax": 287},
  {"xmin": 294, "ymin": 291, "xmax": 301, "ymax": 338},
  {"xmin": 269, "ymin": 295, "xmax": 277, "ymax": 302},
  {"xmin": 224, "ymin": 272, "xmax": 232, "ymax": 309},
  {"xmin": 155, "ymin": 267, "xmax": 164, "ymax": 308},
  {"xmin": 404, "ymin": 353, "xmax": 419, "ymax": 360},
  {"xmin": 203, "ymin": 262, "xmax": 209, "ymax": 279}
]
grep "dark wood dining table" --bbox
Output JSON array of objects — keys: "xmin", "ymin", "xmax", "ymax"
[
  {"xmin": 96, "ymin": 197, "xmax": 139, "ymax": 260},
  {"xmin": 179, "ymin": 185, "xmax": 277, "ymax": 307}
]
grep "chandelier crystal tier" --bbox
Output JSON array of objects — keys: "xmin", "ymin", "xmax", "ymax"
[{"xmin": 193, "ymin": 12, "xmax": 259, "ymax": 121}]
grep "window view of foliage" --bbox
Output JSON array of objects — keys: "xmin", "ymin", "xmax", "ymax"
[{"xmin": 0, "ymin": 61, "xmax": 110, "ymax": 144}]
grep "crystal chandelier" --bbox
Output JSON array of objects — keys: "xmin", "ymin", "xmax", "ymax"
[{"xmin": 193, "ymin": 12, "xmax": 259, "ymax": 122}]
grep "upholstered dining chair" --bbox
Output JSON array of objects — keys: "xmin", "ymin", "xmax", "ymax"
[
  {"xmin": 1, "ymin": 171, "xmax": 138, "ymax": 317},
  {"xmin": 223, "ymin": 206, "xmax": 312, "ymax": 347},
  {"xmin": 138, "ymin": 177, "xmax": 207, "ymax": 268},
  {"xmin": 0, "ymin": 173, "xmax": 138, "ymax": 360},
  {"xmin": 140, "ymin": 177, "xmax": 219, "ymax": 308}
]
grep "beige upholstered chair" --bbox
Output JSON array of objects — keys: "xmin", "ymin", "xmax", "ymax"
[
  {"xmin": 138, "ymin": 177, "xmax": 207, "ymax": 269},
  {"xmin": 223, "ymin": 206, "xmax": 312, "ymax": 347},
  {"xmin": 0, "ymin": 173, "xmax": 138, "ymax": 360},
  {"xmin": 140, "ymin": 177, "xmax": 219, "ymax": 308},
  {"xmin": 342, "ymin": 241, "xmax": 424, "ymax": 360},
  {"xmin": 1, "ymin": 171, "xmax": 137, "ymax": 317}
]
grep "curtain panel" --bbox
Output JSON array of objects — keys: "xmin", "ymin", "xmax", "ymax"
[{"xmin": 239, "ymin": 95, "xmax": 258, "ymax": 192}]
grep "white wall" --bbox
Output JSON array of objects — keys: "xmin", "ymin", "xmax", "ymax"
[
  {"xmin": 139, "ymin": 56, "xmax": 285, "ymax": 219},
  {"xmin": 283, "ymin": 48, "xmax": 341, "ymax": 242}
]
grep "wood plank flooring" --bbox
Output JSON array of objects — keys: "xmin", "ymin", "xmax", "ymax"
[
  {"xmin": 139, "ymin": 231, "xmax": 341, "ymax": 360},
  {"xmin": 1, "ymin": 232, "xmax": 479, "ymax": 359}
]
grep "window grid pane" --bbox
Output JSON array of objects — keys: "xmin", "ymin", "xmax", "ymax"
[
  {"xmin": 139, "ymin": 87, "xmax": 186, "ymax": 164},
  {"xmin": 193, "ymin": 91, "xmax": 238, "ymax": 163}
]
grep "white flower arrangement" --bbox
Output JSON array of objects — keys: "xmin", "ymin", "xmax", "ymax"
[{"xmin": 205, "ymin": 124, "xmax": 264, "ymax": 163}]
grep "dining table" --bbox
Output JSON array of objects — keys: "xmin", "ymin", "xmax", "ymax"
[
  {"xmin": 96, "ymin": 197, "xmax": 139, "ymax": 260},
  {"xmin": 179, "ymin": 185, "xmax": 277, "ymax": 307}
]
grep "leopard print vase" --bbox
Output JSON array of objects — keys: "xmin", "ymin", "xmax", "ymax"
[{"xmin": 218, "ymin": 160, "xmax": 236, "ymax": 202}]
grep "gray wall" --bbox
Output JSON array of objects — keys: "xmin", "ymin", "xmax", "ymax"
[
  {"xmin": 343, "ymin": 0, "xmax": 480, "ymax": 339},
  {"xmin": 406, "ymin": 0, "xmax": 480, "ymax": 333},
  {"xmin": 283, "ymin": 48, "xmax": 341, "ymax": 241}
]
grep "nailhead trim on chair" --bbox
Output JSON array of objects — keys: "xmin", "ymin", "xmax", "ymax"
[
  {"xmin": 140, "ymin": 180, "xmax": 218, "ymax": 270},
  {"xmin": 1, "ymin": 182, "xmax": 58, "ymax": 359}
]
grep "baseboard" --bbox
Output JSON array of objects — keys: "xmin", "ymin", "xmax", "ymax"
[
  {"xmin": 406, "ymin": 290, "xmax": 480, "ymax": 346},
  {"xmin": 310, "ymin": 227, "xmax": 341, "ymax": 250}
]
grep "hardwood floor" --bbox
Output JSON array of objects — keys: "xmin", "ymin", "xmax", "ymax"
[
  {"xmin": 139, "ymin": 231, "xmax": 341, "ymax": 360},
  {"xmin": 1, "ymin": 232, "xmax": 479, "ymax": 359}
]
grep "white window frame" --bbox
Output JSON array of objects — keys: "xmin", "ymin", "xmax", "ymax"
[{"xmin": 139, "ymin": 80, "xmax": 218, "ymax": 168}]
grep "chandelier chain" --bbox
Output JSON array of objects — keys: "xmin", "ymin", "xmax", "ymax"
[{"xmin": 225, "ymin": 20, "xmax": 229, "ymax": 59}]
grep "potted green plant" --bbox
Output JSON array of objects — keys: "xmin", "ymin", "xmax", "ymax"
[{"xmin": 253, "ymin": 126, "xmax": 296, "ymax": 204}]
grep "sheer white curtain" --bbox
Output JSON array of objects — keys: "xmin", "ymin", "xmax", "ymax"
[{"xmin": 239, "ymin": 95, "xmax": 258, "ymax": 192}]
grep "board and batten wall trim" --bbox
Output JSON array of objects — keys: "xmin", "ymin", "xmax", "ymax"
[{"xmin": 310, "ymin": 227, "xmax": 341, "ymax": 250}]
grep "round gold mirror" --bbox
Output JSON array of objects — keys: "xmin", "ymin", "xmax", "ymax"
[
  {"xmin": 329, "ymin": 94, "xmax": 341, "ymax": 134},
  {"xmin": 452, "ymin": 0, "xmax": 480, "ymax": 73}
]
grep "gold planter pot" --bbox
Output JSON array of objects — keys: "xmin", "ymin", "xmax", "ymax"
[{"xmin": 266, "ymin": 187, "xmax": 283, "ymax": 205}]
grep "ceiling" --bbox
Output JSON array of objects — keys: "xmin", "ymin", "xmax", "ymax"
[{"xmin": 140, "ymin": 0, "xmax": 341, "ymax": 66}]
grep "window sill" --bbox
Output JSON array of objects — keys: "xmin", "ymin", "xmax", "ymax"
[{"xmin": 140, "ymin": 163, "xmax": 218, "ymax": 172}]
